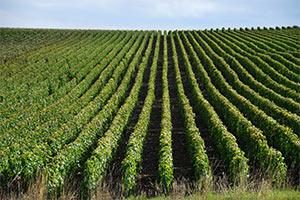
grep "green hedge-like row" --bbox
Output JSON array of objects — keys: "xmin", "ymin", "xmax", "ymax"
[
  {"xmin": 45, "ymin": 32, "xmax": 152, "ymax": 194},
  {"xmin": 158, "ymin": 32, "xmax": 173, "ymax": 191},
  {"xmin": 121, "ymin": 33, "xmax": 160, "ymax": 194},
  {"xmin": 84, "ymin": 33, "xmax": 156, "ymax": 195},
  {"xmin": 212, "ymin": 31, "xmax": 300, "ymax": 109},
  {"xmin": 227, "ymin": 32, "xmax": 300, "ymax": 93},
  {"xmin": 188, "ymin": 32, "xmax": 300, "ymax": 168},
  {"xmin": 206, "ymin": 31, "xmax": 300, "ymax": 129},
  {"xmin": 257, "ymin": 53, "xmax": 300, "ymax": 83},
  {"xmin": 178, "ymin": 31, "xmax": 286, "ymax": 183},
  {"xmin": 0, "ymin": 31, "xmax": 102, "ymax": 107},
  {"xmin": 172, "ymin": 32, "xmax": 212, "ymax": 184},
  {"xmin": 0, "ymin": 32, "xmax": 112, "ymax": 119},
  {"xmin": 223, "ymin": 30, "xmax": 300, "ymax": 72},
  {"xmin": 0, "ymin": 32, "xmax": 127, "ymax": 146},
  {"xmin": 240, "ymin": 29, "xmax": 297, "ymax": 52},
  {"xmin": 0, "ymin": 29, "xmax": 54, "ymax": 62},
  {"xmin": 221, "ymin": 29, "xmax": 300, "ymax": 72},
  {"xmin": 265, "ymin": 53, "xmax": 300, "ymax": 75},
  {"xmin": 236, "ymin": 28, "xmax": 300, "ymax": 79},
  {"xmin": 0, "ymin": 31, "xmax": 120, "ymax": 130},
  {"xmin": 256, "ymin": 29, "xmax": 300, "ymax": 46},
  {"xmin": 212, "ymin": 30, "xmax": 300, "ymax": 103},
  {"xmin": 0, "ymin": 32, "xmax": 115, "ymax": 111},
  {"xmin": 235, "ymin": 30, "xmax": 285, "ymax": 52},
  {"xmin": 269, "ymin": 27, "xmax": 300, "ymax": 37},
  {"xmin": 174, "ymin": 31, "xmax": 249, "ymax": 185},
  {"xmin": 0, "ymin": 30, "xmax": 83, "ymax": 90},
  {"xmin": 0, "ymin": 32, "xmax": 144, "ymax": 185},
  {"xmin": 231, "ymin": 29, "xmax": 300, "ymax": 78},
  {"xmin": 0, "ymin": 28, "xmax": 75, "ymax": 66},
  {"xmin": 225, "ymin": 32, "xmax": 299, "ymax": 85},
  {"xmin": 222, "ymin": 30, "xmax": 275, "ymax": 52},
  {"xmin": 276, "ymin": 52, "xmax": 300, "ymax": 67},
  {"xmin": 196, "ymin": 31, "xmax": 300, "ymax": 135},
  {"xmin": 0, "ymin": 32, "xmax": 126, "ymax": 152},
  {"xmin": 249, "ymin": 55, "xmax": 300, "ymax": 92},
  {"xmin": 249, "ymin": 29, "xmax": 300, "ymax": 50},
  {"xmin": 5, "ymin": 31, "xmax": 96, "ymax": 79},
  {"xmin": 43, "ymin": 32, "xmax": 142, "ymax": 152}
]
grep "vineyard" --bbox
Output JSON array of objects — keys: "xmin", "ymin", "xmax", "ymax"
[{"xmin": 0, "ymin": 27, "xmax": 299, "ymax": 198}]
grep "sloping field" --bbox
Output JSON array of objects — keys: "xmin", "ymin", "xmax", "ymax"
[{"xmin": 0, "ymin": 27, "xmax": 299, "ymax": 198}]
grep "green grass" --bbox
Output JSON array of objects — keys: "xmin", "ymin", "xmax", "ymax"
[{"xmin": 127, "ymin": 190, "xmax": 300, "ymax": 200}]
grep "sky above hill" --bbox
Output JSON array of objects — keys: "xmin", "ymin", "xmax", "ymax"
[{"xmin": 0, "ymin": 0, "xmax": 299, "ymax": 30}]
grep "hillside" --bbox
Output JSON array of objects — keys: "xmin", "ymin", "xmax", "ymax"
[{"xmin": 0, "ymin": 27, "xmax": 299, "ymax": 198}]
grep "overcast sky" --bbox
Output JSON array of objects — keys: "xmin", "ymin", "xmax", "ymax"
[{"xmin": 0, "ymin": 0, "xmax": 299, "ymax": 30}]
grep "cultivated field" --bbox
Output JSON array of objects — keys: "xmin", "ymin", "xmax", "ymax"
[{"xmin": 0, "ymin": 27, "xmax": 299, "ymax": 199}]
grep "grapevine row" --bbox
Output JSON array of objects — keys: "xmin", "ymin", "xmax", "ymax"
[
  {"xmin": 194, "ymin": 31, "xmax": 300, "ymax": 134},
  {"xmin": 0, "ymin": 31, "xmax": 129, "ymax": 146},
  {"xmin": 157, "ymin": 32, "xmax": 174, "ymax": 191},
  {"xmin": 0, "ymin": 32, "xmax": 112, "ymax": 119},
  {"xmin": 223, "ymin": 30, "xmax": 300, "ymax": 71},
  {"xmin": 45, "ymin": 32, "xmax": 153, "ymax": 194},
  {"xmin": 177, "ymin": 31, "xmax": 286, "ymax": 182},
  {"xmin": 186, "ymin": 31, "xmax": 300, "ymax": 169},
  {"xmin": 171, "ymin": 32, "xmax": 212, "ymax": 185},
  {"xmin": 0, "ymin": 32, "xmax": 144, "ymax": 185},
  {"xmin": 121, "ymin": 33, "xmax": 160, "ymax": 194},
  {"xmin": 211, "ymin": 30, "xmax": 300, "ymax": 102},
  {"xmin": 0, "ymin": 31, "xmax": 90, "ymax": 96}
]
